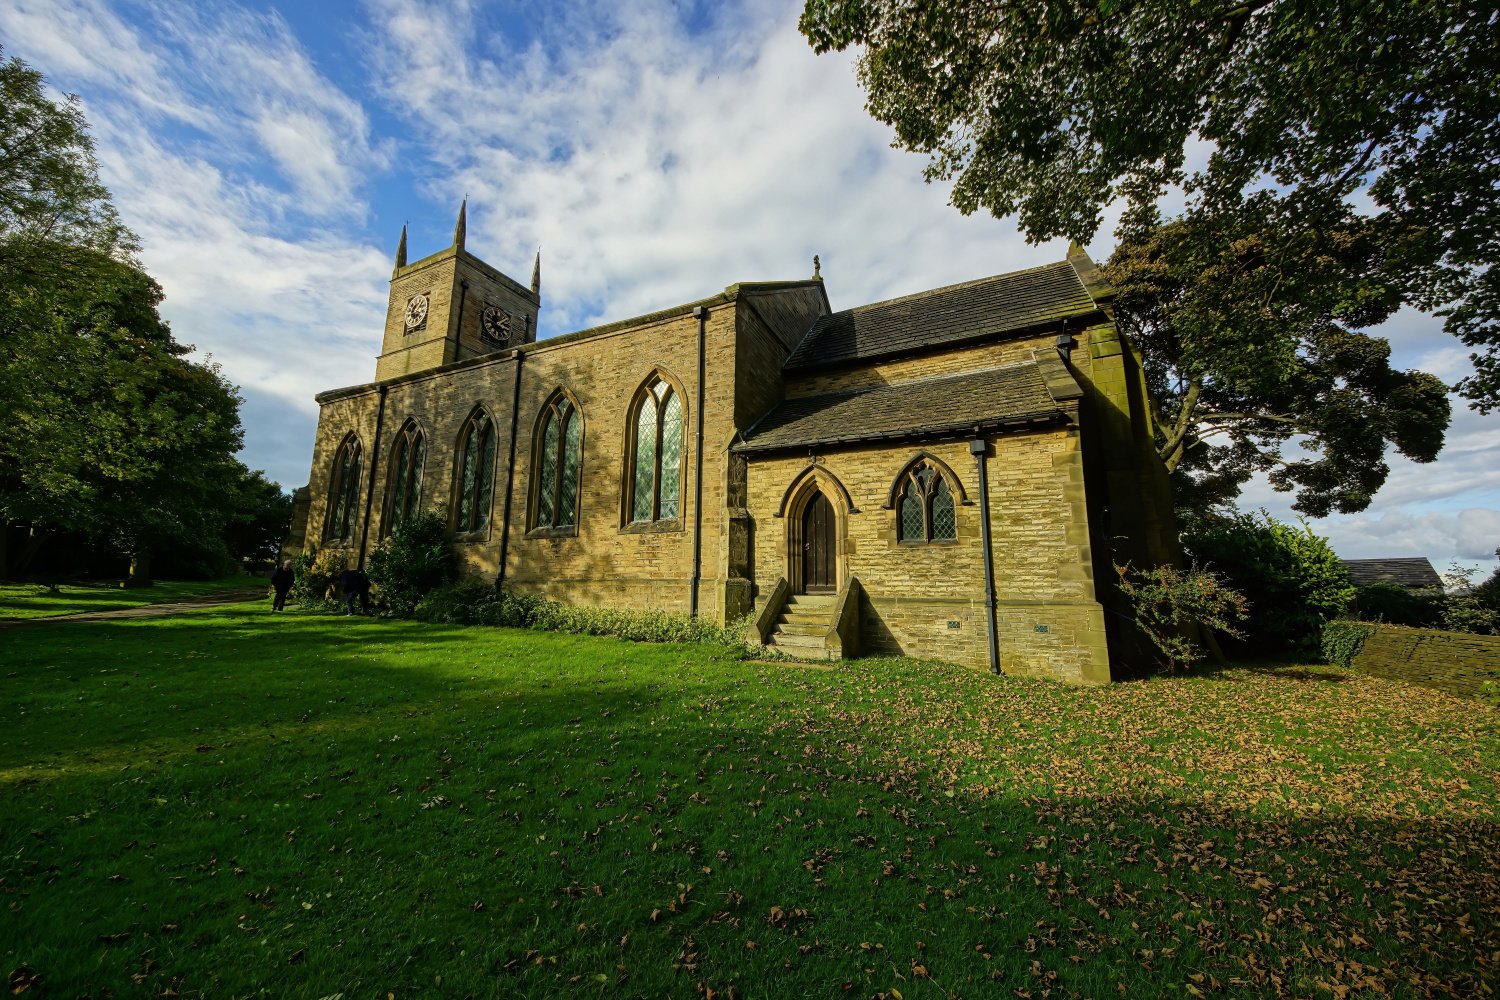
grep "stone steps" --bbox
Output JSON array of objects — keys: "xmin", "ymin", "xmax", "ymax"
[{"xmin": 766, "ymin": 592, "xmax": 839, "ymax": 657}]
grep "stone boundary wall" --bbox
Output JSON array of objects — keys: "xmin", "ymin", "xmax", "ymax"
[{"xmin": 1350, "ymin": 624, "xmax": 1500, "ymax": 699}]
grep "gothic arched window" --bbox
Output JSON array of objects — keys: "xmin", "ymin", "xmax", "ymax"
[
  {"xmin": 324, "ymin": 434, "xmax": 362, "ymax": 543},
  {"xmin": 454, "ymin": 409, "xmax": 496, "ymax": 533},
  {"xmin": 896, "ymin": 461, "xmax": 957, "ymax": 544},
  {"xmin": 532, "ymin": 393, "xmax": 583, "ymax": 530},
  {"xmin": 383, "ymin": 421, "xmax": 424, "ymax": 536},
  {"xmin": 627, "ymin": 374, "xmax": 684, "ymax": 524}
]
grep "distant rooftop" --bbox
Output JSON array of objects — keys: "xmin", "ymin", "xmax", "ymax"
[{"xmin": 1340, "ymin": 557, "xmax": 1443, "ymax": 590}]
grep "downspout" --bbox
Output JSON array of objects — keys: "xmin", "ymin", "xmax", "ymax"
[
  {"xmin": 453, "ymin": 279, "xmax": 470, "ymax": 357},
  {"xmin": 496, "ymin": 348, "xmax": 525, "ymax": 591},
  {"xmin": 971, "ymin": 435, "xmax": 1001, "ymax": 675},
  {"xmin": 357, "ymin": 384, "xmax": 389, "ymax": 570},
  {"xmin": 688, "ymin": 306, "xmax": 708, "ymax": 617}
]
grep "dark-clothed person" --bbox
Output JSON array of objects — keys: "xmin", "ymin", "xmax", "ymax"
[
  {"xmin": 340, "ymin": 568, "xmax": 371, "ymax": 616},
  {"xmin": 270, "ymin": 560, "xmax": 295, "ymax": 611}
]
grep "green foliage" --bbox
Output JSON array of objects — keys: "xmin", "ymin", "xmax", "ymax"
[
  {"xmin": 1352, "ymin": 582, "xmax": 1444, "ymax": 629},
  {"xmin": 1321, "ymin": 620, "xmax": 1376, "ymax": 669},
  {"xmin": 289, "ymin": 548, "xmax": 342, "ymax": 610},
  {"xmin": 0, "ymin": 52, "xmax": 249, "ymax": 579},
  {"xmin": 1108, "ymin": 205, "xmax": 1450, "ymax": 517},
  {"xmin": 222, "ymin": 467, "xmax": 292, "ymax": 563},
  {"xmin": 414, "ymin": 577, "xmax": 751, "ymax": 650},
  {"xmin": 0, "ymin": 49, "xmax": 134, "ymax": 252},
  {"xmin": 365, "ymin": 512, "xmax": 455, "ymax": 617},
  {"xmin": 1438, "ymin": 563, "xmax": 1500, "ymax": 636},
  {"xmin": 1113, "ymin": 562, "xmax": 1248, "ymax": 672},
  {"xmin": 799, "ymin": 0, "xmax": 1500, "ymax": 410},
  {"xmin": 1185, "ymin": 512, "xmax": 1355, "ymax": 652}
]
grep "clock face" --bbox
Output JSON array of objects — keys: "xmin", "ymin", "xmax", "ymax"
[
  {"xmin": 481, "ymin": 305, "xmax": 511, "ymax": 344},
  {"xmin": 404, "ymin": 293, "xmax": 429, "ymax": 330}
]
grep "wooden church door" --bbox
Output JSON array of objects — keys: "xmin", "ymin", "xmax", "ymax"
[{"xmin": 801, "ymin": 492, "xmax": 836, "ymax": 594}]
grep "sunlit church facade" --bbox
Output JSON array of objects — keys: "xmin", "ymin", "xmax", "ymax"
[{"xmin": 285, "ymin": 204, "xmax": 1174, "ymax": 683}]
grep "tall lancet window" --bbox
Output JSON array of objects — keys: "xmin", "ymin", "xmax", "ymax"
[
  {"xmin": 532, "ymin": 392, "xmax": 583, "ymax": 531},
  {"xmin": 383, "ymin": 421, "xmax": 425, "ymax": 535},
  {"xmin": 324, "ymin": 435, "xmax": 362, "ymax": 543},
  {"xmin": 627, "ymin": 374, "xmax": 684, "ymax": 523},
  {"xmin": 454, "ymin": 409, "xmax": 497, "ymax": 533}
]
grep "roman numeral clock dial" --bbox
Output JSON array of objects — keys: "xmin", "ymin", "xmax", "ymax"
[
  {"xmin": 404, "ymin": 293, "xmax": 429, "ymax": 331},
  {"xmin": 481, "ymin": 305, "xmax": 512, "ymax": 345}
]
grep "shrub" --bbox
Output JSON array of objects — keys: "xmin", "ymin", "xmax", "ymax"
[
  {"xmin": 290, "ymin": 548, "xmax": 343, "ymax": 609},
  {"xmin": 366, "ymin": 512, "xmax": 456, "ymax": 617},
  {"xmin": 413, "ymin": 580, "xmax": 751, "ymax": 652},
  {"xmin": 1351, "ymin": 582, "xmax": 1444, "ymax": 628},
  {"xmin": 1321, "ymin": 619, "xmax": 1375, "ymax": 668},
  {"xmin": 1438, "ymin": 563, "xmax": 1499, "ymax": 635},
  {"xmin": 1184, "ymin": 511, "xmax": 1354, "ymax": 652},
  {"xmin": 1113, "ymin": 562, "xmax": 1248, "ymax": 672}
]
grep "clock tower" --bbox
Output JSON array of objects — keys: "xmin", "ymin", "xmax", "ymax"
[{"xmin": 375, "ymin": 200, "xmax": 541, "ymax": 381}]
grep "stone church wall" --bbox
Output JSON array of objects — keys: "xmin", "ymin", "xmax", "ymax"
[{"xmin": 743, "ymin": 427, "xmax": 1111, "ymax": 684}]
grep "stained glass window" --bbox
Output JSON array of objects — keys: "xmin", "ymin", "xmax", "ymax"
[
  {"xmin": 383, "ymin": 423, "xmax": 424, "ymax": 535},
  {"xmin": 455, "ymin": 412, "xmax": 495, "ymax": 533},
  {"xmin": 896, "ymin": 459, "xmax": 958, "ymax": 544},
  {"xmin": 534, "ymin": 395, "xmax": 583, "ymax": 530},
  {"xmin": 628, "ymin": 377, "xmax": 685, "ymax": 523},
  {"xmin": 324, "ymin": 436, "xmax": 361, "ymax": 542}
]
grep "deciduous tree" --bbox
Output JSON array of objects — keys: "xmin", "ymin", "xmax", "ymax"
[{"xmin": 800, "ymin": 0, "xmax": 1492, "ymax": 509}]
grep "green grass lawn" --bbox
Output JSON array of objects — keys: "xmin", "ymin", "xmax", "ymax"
[
  {"xmin": 2, "ymin": 605, "xmax": 1495, "ymax": 998},
  {"xmin": 0, "ymin": 575, "xmax": 264, "ymax": 620}
]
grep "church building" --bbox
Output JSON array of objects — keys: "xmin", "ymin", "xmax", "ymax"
[{"xmin": 284, "ymin": 204, "xmax": 1176, "ymax": 684}]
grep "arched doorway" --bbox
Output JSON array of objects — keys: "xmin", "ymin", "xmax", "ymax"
[{"xmin": 800, "ymin": 491, "xmax": 836, "ymax": 594}]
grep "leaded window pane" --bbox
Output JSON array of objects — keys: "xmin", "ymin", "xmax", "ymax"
[
  {"xmin": 390, "ymin": 438, "xmax": 412, "ymax": 530},
  {"xmin": 658, "ymin": 391, "xmax": 682, "ymax": 520},
  {"xmin": 900, "ymin": 484, "xmax": 924, "ymax": 541},
  {"xmin": 931, "ymin": 476, "xmax": 956, "ymax": 540},
  {"xmin": 457, "ymin": 427, "xmax": 479, "ymax": 530},
  {"xmin": 538, "ymin": 412, "xmax": 559, "ymax": 526},
  {"xmin": 407, "ymin": 435, "xmax": 424, "ymax": 517},
  {"xmin": 474, "ymin": 422, "xmax": 495, "ymax": 530},
  {"xmin": 558, "ymin": 410, "xmax": 581, "ymax": 527},
  {"xmin": 633, "ymin": 396, "xmax": 657, "ymax": 521}
]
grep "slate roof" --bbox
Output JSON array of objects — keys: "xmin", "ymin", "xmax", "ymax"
[
  {"xmin": 785, "ymin": 260, "xmax": 1102, "ymax": 371},
  {"xmin": 736, "ymin": 360, "xmax": 1071, "ymax": 454},
  {"xmin": 1340, "ymin": 558, "xmax": 1443, "ymax": 590}
]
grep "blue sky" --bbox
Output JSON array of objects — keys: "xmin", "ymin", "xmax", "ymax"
[{"xmin": 3, "ymin": 0, "xmax": 1497, "ymax": 577}]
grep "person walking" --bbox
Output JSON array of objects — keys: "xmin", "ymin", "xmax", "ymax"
[
  {"xmin": 340, "ymin": 567, "xmax": 371, "ymax": 616},
  {"xmin": 270, "ymin": 559, "xmax": 295, "ymax": 612}
]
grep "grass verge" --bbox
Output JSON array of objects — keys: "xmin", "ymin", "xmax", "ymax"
[{"xmin": 1, "ymin": 604, "xmax": 1495, "ymax": 997}]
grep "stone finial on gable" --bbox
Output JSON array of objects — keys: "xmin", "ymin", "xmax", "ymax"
[
  {"xmin": 531, "ymin": 247, "xmax": 542, "ymax": 297},
  {"xmin": 393, "ymin": 223, "xmax": 408, "ymax": 274},
  {"xmin": 813, "ymin": 254, "xmax": 821, "ymax": 279},
  {"xmin": 453, "ymin": 197, "xmax": 467, "ymax": 249}
]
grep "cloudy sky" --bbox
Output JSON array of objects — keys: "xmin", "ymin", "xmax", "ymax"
[{"xmin": 3, "ymin": 0, "xmax": 1497, "ymax": 577}]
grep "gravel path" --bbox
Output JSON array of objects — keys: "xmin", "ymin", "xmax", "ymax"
[{"xmin": 0, "ymin": 587, "xmax": 269, "ymax": 629}]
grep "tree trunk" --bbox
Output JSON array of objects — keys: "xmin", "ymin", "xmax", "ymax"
[
  {"xmin": 125, "ymin": 550, "xmax": 153, "ymax": 588},
  {"xmin": 7, "ymin": 526, "xmax": 53, "ymax": 579}
]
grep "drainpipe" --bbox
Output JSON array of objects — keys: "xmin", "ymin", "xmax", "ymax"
[
  {"xmin": 357, "ymin": 384, "xmax": 389, "ymax": 569},
  {"xmin": 496, "ymin": 348, "xmax": 525, "ymax": 591},
  {"xmin": 689, "ymin": 306, "xmax": 708, "ymax": 617},
  {"xmin": 971, "ymin": 435, "xmax": 1001, "ymax": 675},
  {"xmin": 454, "ymin": 279, "xmax": 470, "ymax": 356}
]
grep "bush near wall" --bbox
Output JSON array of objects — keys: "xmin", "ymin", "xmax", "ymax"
[{"xmin": 1344, "ymin": 622, "xmax": 1500, "ymax": 702}]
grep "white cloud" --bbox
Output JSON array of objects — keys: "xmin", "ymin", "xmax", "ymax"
[{"xmin": 364, "ymin": 0, "xmax": 1055, "ymax": 336}]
